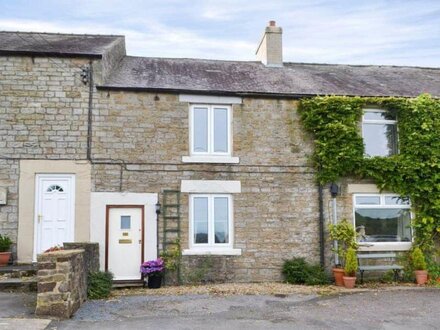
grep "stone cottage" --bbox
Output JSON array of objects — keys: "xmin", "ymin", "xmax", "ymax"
[{"xmin": 1, "ymin": 22, "xmax": 440, "ymax": 282}]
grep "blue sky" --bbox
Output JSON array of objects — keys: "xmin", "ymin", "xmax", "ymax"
[{"xmin": 1, "ymin": 0, "xmax": 439, "ymax": 66}]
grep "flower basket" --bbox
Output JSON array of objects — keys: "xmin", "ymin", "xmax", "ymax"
[{"xmin": 140, "ymin": 258, "xmax": 164, "ymax": 289}]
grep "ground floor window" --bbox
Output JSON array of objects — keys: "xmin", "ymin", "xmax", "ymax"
[
  {"xmin": 353, "ymin": 194, "xmax": 412, "ymax": 243},
  {"xmin": 190, "ymin": 194, "xmax": 232, "ymax": 249}
]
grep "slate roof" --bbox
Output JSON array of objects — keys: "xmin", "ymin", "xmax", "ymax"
[
  {"xmin": 0, "ymin": 31, "xmax": 124, "ymax": 58},
  {"xmin": 100, "ymin": 56, "xmax": 440, "ymax": 98}
]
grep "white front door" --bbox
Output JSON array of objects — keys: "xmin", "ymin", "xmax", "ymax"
[
  {"xmin": 107, "ymin": 207, "xmax": 143, "ymax": 281},
  {"xmin": 34, "ymin": 174, "xmax": 75, "ymax": 259}
]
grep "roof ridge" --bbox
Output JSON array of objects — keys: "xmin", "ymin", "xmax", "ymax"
[
  {"xmin": 122, "ymin": 55, "xmax": 440, "ymax": 70},
  {"xmin": 0, "ymin": 30, "xmax": 124, "ymax": 38}
]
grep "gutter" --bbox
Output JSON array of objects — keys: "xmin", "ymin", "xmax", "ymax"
[
  {"xmin": 0, "ymin": 50, "xmax": 103, "ymax": 59},
  {"xmin": 95, "ymin": 85, "xmax": 431, "ymax": 100}
]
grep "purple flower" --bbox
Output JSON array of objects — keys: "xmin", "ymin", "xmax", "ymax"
[{"xmin": 140, "ymin": 258, "xmax": 165, "ymax": 275}]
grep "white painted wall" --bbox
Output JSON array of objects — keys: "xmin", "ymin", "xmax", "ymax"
[{"xmin": 90, "ymin": 192, "xmax": 158, "ymax": 271}]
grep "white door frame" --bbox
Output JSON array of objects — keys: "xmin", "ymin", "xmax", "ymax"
[{"xmin": 33, "ymin": 174, "xmax": 76, "ymax": 261}]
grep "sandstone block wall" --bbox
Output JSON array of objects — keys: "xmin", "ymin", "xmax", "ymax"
[
  {"xmin": 0, "ymin": 56, "xmax": 93, "ymax": 257},
  {"xmin": 63, "ymin": 242, "xmax": 99, "ymax": 274},
  {"xmin": 36, "ymin": 249, "xmax": 87, "ymax": 319},
  {"xmin": 92, "ymin": 92, "xmax": 321, "ymax": 282}
]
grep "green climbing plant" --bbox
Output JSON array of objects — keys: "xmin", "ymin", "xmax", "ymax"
[{"xmin": 299, "ymin": 94, "xmax": 440, "ymax": 252}]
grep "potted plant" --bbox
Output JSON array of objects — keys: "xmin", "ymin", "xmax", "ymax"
[
  {"xmin": 140, "ymin": 258, "xmax": 165, "ymax": 289},
  {"xmin": 0, "ymin": 234, "xmax": 13, "ymax": 267},
  {"xmin": 411, "ymin": 247, "xmax": 428, "ymax": 285},
  {"xmin": 343, "ymin": 247, "xmax": 358, "ymax": 288},
  {"xmin": 328, "ymin": 219, "xmax": 358, "ymax": 286}
]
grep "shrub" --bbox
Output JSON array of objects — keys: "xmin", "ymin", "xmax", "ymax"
[
  {"xmin": 411, "ymin": 247, "xmax": 427, "ymax": 270},
  {"xmin": 282, "ymin": 258, "xmax": 329, "ymax": 285},
  {"xmin": 328, "ymin": 219, "xmax": 358, "ymax": 267},
  {"xmin": 87, "ymin": 271, "xmax": 113, "ymax": 299},
  {"xmin": 0, "ymin": 234, "xmax": 12, "ymax": 252},
  {"xmin": 344, "ymin": 248, "xmax": 358, "ymax": 277}
]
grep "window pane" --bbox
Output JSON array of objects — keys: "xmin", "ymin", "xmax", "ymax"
[
  {"xmin": 355, "ymin": 208, "xmax": 411, "ymax": 242},
  {"xmin": 355, "ymin": 196, "xmax": 380, "ymax": 205},
  {"xmin": 121, "ymin": 216, "xmax": 131, "ymax": 230},
  {"xmin": 385, "ymin": 196, "xmax": 410, "ymax": 206},
  {"xmin": 214, "ymin": 197, "xmax": 229, "ymax": 244},
  {"xmin": 193, "ymin": 197, "xmax": 208, "ymax": 244},
  {"xmin": 213, "ymin": 108, "xmax": 228, "ymax": 153},
  {"xmin": 193, "ymin": 107, "xmax": 208, "ymax": 152},
  {"xmin": 364, "ymin": 110, "xmax": 396, "ymax": 121},
  {"xmin": 363, "ymin": 123, "xmax": 398, "ymax": 156}
]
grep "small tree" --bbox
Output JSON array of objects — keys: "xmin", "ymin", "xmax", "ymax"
[
  {"xmin": 344, "ymin": 247, "xmax": 358, "ymax": 277},
  {"xmin": 328, "ymin": 219, "xmax": 358, "ymax": 267},
  {"xmin": 411, "ymin": 247, "xmax": 427, "ymax": 271}
]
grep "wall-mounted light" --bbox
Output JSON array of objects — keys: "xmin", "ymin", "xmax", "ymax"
[
  {"xmin": 330, "ymin": 183, "xmax": 339, "ymax": 198},
  {"xmin": 155, "ymin": 202, "xmax": 161, "ymax": 215}
]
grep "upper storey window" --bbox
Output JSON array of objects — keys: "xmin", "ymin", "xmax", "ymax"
[
  {"xmin": 362, "ymin": 109, "xmax": 398, "ymax": 157},
  {"xmin": 191, "ymin": 105, "xmax": 231, "ymax": 156}
]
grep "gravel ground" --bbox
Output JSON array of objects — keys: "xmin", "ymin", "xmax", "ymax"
[{"xmin": 48, "ymin": 286, "xmax": 440, "ymax": 330}]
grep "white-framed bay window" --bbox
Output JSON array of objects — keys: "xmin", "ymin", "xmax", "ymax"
[
  {"xmin": 190, "ymin": 104, "xmax": 231, "ymax": 156},
  {"xmin": 362, "ymin": 109, "xmax": 398, "ymax": 157},
  {"xmin": 353, "ymin": 194, "xmax": 412, "ymax": 250}
]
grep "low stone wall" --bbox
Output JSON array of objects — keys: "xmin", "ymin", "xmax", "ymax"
[
  {"xmin": 35, "ymin": 249, "xmax": 87, "ymax": 319},
  {"xmin": 63, "ymin": 242, "xmax": 99, "ymax": 274}
]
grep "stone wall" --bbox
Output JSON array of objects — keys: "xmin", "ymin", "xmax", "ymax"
[
  {"xmin": 63, "ymin": 242, "xmax": 99, "ymax": 274},
  {"xmin": 36, "ymin": 249, "xmax": 87, "ymax": 319},
  {"xmin": 0, "ymin": 56, "xmax": 94, "ymax": 259},
  {"xmin": 0, "ymin": 159, "xmax": 19, "ymax": 257},
  {"xmin": 92, "ymin": 92, "xmax": 320, "ymax": 282}
]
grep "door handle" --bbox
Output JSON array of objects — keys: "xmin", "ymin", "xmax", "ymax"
[{"xmin": 38, "ymin": 214, "xmax": 42, "ymax": 223}]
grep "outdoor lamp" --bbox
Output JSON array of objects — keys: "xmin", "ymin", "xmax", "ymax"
[
  {"xmin": 155, "ymin": 202, "xmax": 161, "ymax": 215},
  {"xmin": 330, "ymin": 183, "xmax": 339, "ymax": 198}
]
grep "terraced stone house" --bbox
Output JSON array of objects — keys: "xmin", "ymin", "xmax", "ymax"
[{"xmin": 1, "ymin": 22, "xmax": 439, "ymax": 282}]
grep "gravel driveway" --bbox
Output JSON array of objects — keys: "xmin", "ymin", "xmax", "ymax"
[{"xmin": 49, "ymin": 287, "xmax": 440, "ymax": 330}]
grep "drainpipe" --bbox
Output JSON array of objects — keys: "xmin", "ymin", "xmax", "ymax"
[
  {"xmin": 318, "ymin": 184, "xmax": 325, "ymax": 268},
  {"xmin": 330, "ymin": 183, "xmax": 339, "ymax": 266},
  {"xmin": 86, "ymin": 61, "xmax": 94, "ymax": 161}
]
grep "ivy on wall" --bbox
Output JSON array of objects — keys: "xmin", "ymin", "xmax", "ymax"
[{"xmin": 299, "ymin": 94, "xmax": 440, "ymax": 251}]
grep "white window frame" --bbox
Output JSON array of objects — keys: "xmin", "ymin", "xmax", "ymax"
[
  {"xmin": 353, "ymin": 193, "xmax": 413, "ymax": 251},
  {"xmin": 362, "ymin": 108, "xmax": 398, "ymax": 157},
  {"xmin": 189, "ymin": 104, "xmax": 232, "ymax": 157},
  {"xmin": 185, "ymin": 194, "xmax": 241, "ymax": 255}
]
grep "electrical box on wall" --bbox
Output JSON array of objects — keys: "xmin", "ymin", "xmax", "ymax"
[{"xmin": 0, "ymin": 188, "xmax": 7, "ymax": 205}]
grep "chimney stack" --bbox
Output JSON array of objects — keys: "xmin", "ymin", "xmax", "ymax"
[{"xmin": 256, "ymin": 20, "xmax": 283, "ymax": 67}]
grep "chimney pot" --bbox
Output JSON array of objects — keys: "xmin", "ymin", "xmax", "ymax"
[{"xmin": 256, "ymin": 21, "xmax": 283, "ymax": 67}]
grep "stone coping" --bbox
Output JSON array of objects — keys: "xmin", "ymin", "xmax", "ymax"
[{"xmin": 37, "ymin": 249, "xmax": 85, "ymax": 261}]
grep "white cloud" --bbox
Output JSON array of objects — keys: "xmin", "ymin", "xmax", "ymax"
[{"xmin": 0, "ymin": 1, "xmax": 439, "ymax": 66}]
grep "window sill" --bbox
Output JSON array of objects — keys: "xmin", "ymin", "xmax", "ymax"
[
  {"xmin": 358, "ymin": 242, "xmax": 412, "ymax": 252},
  {"xmin": 182, "ymin": 248, "xmax": 242, "ymax": 256},
  {"xmin": 182, "ymin": 156, "xmax": 239, "ymax": 164}
]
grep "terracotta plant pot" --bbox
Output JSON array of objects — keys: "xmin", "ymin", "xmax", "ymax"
[
  {"xmin": 333, "ymin": 268, "xmax": 345, "ymax": 286},
  {"xmin": 0, "ymin": 252, "xmax": 11, "ymax": 266},
  {"xmin": 343, "ymin": 276, "xmax": 356, "ymax": 289},
  {"xmin": 415, "ymin": 270, "xmax": 428, "ymax": 285}
]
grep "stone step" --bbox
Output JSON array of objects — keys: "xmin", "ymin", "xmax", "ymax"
[
  {"xmin": 112, "ymin": 281, "xmax": 144, "ymax": 289},
  {"xmin": 0, "ymin": 277, "xmax": 37, "ymax": 292},
  {"xmin": 0, "ymin": 264, "xmax": 37, "ymax": 277}
]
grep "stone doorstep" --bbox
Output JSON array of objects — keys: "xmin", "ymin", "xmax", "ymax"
[
  {"xmin": 0, "ymin": 277, "xmax": 37, "ymax": 292},
  {"xmin": 0, "ymin": 264, "xmax": 37, "ymax": 276}
]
